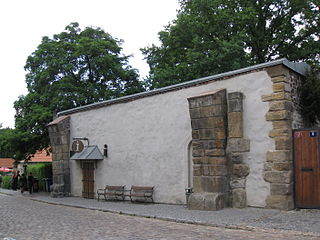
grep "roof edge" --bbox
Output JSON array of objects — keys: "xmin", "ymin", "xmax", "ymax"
[
  {"xmin": 47, "ymin": 115, "xmax": 70, "ymax": 126},
  {"xmin": 57, "ymin": 58, "xmax": 309, "ymax": 117}
]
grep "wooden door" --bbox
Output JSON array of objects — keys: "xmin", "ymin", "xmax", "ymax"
[
  {"xmin": 294, "ymin": 129, "xmax": 320, "ymax": 208},
  {"xmin": 82, "ymin": 162, "xmax": 95, "ymax": 199}
]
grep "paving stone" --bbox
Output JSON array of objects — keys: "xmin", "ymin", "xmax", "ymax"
[{"xmin": 0, "ymin": 189, "xmax": 319, "ymax": 240}]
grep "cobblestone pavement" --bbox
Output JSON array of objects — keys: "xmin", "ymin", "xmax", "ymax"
[
  {"xmin": 0, "ymin": 193, "xmax": 319, "ymax": 240},
  {"xmin": 29, "ymin": 191, "xmax": 320, "ymax": 234}
]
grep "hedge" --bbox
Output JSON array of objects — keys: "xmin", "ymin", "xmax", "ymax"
[
  {"xmin": 26, "ymin": 163, "xmax": 52, "ymax": 191},
  {"xmin": 1, "ymin": 175, "xmax": 12, "ymax": 189}
]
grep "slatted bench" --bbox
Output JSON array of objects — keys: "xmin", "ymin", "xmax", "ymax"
[
  {"xmin": 97, "ymin": 185, "xmax": 125, "ymax": 201},
  {"xmin": 125, "ymin": 186, "xmax": 154, "ymax": 203}
]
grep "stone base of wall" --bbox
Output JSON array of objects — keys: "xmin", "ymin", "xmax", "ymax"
[
  {"xmin": 188, "ymin": 193, "xmax": 225, "ymax": 210},
  {"xmin": 51, "ymin": 184, "xmax": 70, "ymax": 198},
  {"xmin": 232, "ymin": 188, "xmax": 247, "ymax": 208},
  {"xmin": 51, "ymin": 193, "xmax": 70, "ymax": 198},
  {"xmin": 265, "ymin": 195, "xmax": 294, "ymax": 210}
]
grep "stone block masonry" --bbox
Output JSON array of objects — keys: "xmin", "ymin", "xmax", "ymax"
[
  {"xmin": 260, "ymin": 65, "xmax": 304, "ymax": 210},
  {"xmin": 188, "ymin": 90, "xmax": 250, "ymax": 210},
  {"xmin": 227, "ymin": 92, "xmax": 250, "ymax": 208},
  {"xmin": 188, "ymin": 89, "xmax": 228, "ymax": 210},
  {"xmin": 47, "ymin": 116, "xmax": 71, "ymax": 197}
]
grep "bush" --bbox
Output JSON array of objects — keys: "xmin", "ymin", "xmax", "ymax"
[
  {"xmin": 26, "ymin": 163, "xmax": 52, "ymax": 191},
  {"xmin": 1, "ymin": 175, "xmax": 12, "ymax": 189}
]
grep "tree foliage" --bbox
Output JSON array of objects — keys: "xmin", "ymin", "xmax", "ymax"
[
  {"xmin": 13, "ymin": 22, "xmax": 144, "ymax": 159},
  {"xmin": 299, "ymin": 65, "xmax": 320, "ymax": 126},
  {"xmin": 0, "ymin": 127, "xmax": 29, "ymax": 161},
  {"xmin": 0, "ymin": 127, "xmax": 16, "ymax": 158},
  {"xmin": 142, "ymin": 0, "xmax": 319, "ymax": 89}
]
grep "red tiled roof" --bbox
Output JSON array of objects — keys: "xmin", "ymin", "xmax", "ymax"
[
  {"xmin": 21, "ymin": 149, "xmax": 52, "ymax": 163},
  {"xmin": 0, "ymin": 158, "xmax": 14, "ymax": 168}
]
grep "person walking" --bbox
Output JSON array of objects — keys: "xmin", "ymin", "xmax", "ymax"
[
  {"xmin": 11, "ymin": 170, "xmax": 20, "ymax": 190},
  {"xmin": 20, "ymin": 173, "xmax": 27, "ymax": 193},
  {"xmin": 27, "ymin": 172, "xmax": 34, "ymax": 194}
]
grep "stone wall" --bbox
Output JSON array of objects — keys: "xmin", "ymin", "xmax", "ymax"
[
  {"xmin": 227, "ymin": 92, "xmax": 250, "ymax": 208},
  {"xmin": 289, "ymin": 71, "xmax": 305, "ymax": 129},
  {"xmin": 47, "ymin": 116, "xmax": 71, "ymax": 197},
  {"xmin": 187, "ymin": 89, "xmax": 228, "ymax": 210},
  {"xmin": 262, "ymin": 65, "xmax": 297, "ymax": 210}
]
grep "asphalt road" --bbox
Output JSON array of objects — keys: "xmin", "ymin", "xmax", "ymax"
[{"xmin": 0, "ymin": 193, "xmax": 318, "ymax": 240}]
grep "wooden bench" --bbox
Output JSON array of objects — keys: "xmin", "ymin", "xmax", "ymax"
[
  {"xmin": 97, "ymin": 185, "xmax": 125, "ymax": 201},
  {"xmin": 125, "ymin": 186, "xmax": 154, "ymax": 203}
]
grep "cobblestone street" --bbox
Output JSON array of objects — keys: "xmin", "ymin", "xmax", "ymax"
[{"xmin": 0, "ymin": 193, "xmax": 319, "ymax": 240}]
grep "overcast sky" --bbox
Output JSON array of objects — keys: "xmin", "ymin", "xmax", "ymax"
[{"xmin": 0, "ymin": 0, "xmax": 180, "ymax": 128}]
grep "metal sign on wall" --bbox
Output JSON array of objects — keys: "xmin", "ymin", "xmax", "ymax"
[{"xmin": 71, "ymin": 140, "xmax": 84, "ymax": 153}]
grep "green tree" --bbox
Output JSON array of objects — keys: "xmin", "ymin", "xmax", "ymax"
[
  {"xmin": 0, "ymin": 127, "xmax": 29, "ymax": 162},
  {"xmin": 142, "ymin": 0, "xmax": 319, "ymax": 89},
  {"xmin": 0, "ymin": 127, "xmax": 15, "ymax": 158},
  {"xmin": 299, "ymin": 64, "xmax": 320, "ymax": 125},
  {"xmin": 14, "ymin": 22, "xmax": 145, "ymax": 158}
]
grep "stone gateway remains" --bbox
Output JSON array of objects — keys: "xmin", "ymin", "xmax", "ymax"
[{"xmin": 48, "ymin": 59, "xmax": 315, "ymax": 211}]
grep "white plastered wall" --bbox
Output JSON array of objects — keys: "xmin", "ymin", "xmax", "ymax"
[{"xmin": 69, "ymin": 71, "xmax": 273, "ymax": 206}]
